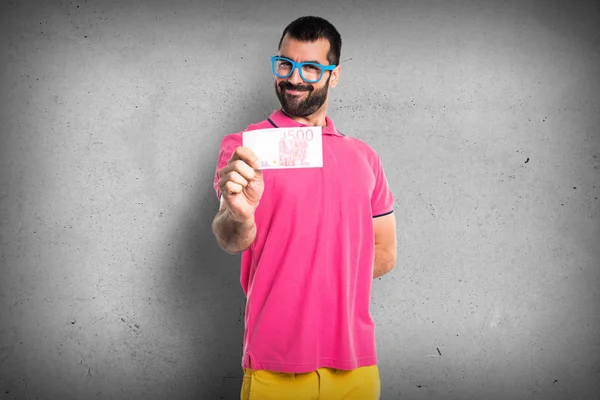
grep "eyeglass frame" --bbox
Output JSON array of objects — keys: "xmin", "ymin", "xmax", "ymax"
[{"xmin": 271, "ymin": 55, "xmax": 337, "ymax": 83}]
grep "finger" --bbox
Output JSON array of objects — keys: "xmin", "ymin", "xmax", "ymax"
[
  {"xmin": 219, "ymin": 160, "xmax": 257, "ymax": 182},
  {"xmin": 224, "ymin": 170, "xmax": 249, "ymax": 188},
  {"xmin": 221, "ymin": 180, "xmax": 244, "ymax": 196},
  {"xmin": 231, "ymin": 160, "xmax": 258, "ymax": 181},
  {"xmin": 229, "ymin": 146, "xmax": 260, "ymax": 169},
  {"xmin": 218, "ymin": 174, "xmax": 242, "ymax": 192}
]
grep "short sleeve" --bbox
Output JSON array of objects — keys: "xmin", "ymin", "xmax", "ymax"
[
  {"xmin": 213, "ymin": 133, "xmax": 243, "ymax": 200},
  {"xmin": 371, "ymin": 154, "xmax": 395, "ymax": 217}
]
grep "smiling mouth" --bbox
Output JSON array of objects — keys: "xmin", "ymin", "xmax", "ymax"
[{"xmin": 285, "ymin": 89, "xmax": 308, "ymax": 96}]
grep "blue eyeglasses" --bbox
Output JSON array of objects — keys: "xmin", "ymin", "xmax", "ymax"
[{"xmin": 271, "ymin": 56, "xmax": 336, "ymax": 83}]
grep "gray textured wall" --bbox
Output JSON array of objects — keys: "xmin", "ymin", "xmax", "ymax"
[{"xmin": 1, "ymin": 0, "xmax": 599, "ymax": 399}]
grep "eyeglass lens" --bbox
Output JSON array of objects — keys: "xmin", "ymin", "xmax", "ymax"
[{"xmin": 275, "ymin": 59, "xmax": 322, "ymax": 82}]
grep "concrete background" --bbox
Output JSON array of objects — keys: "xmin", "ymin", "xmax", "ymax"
[{"xmin": 1, "ymin": 0, "xmax": 599, "ymax": 399}]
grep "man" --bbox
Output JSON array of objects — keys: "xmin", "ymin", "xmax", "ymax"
[{"xmin": 212, "ymin": 16, "xmax": 397, "ymax": 400}]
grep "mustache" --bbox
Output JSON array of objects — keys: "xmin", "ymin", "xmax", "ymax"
[{"xmin": 279, "ymin": 81, "xmax": 313, "ymax": 92}]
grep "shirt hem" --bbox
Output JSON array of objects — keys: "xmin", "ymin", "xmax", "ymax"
[
  {"xmin": 242, "ymin": 356, "xmax": 378, "ymax": 373},
  {"xmin": 373, "ymin": 209, "xmax": 394, "ymax": 218}
]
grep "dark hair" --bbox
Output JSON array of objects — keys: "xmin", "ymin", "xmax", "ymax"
[{"xmin": 278, "ymin": 16, "xmax": 342, "ymax": 66}]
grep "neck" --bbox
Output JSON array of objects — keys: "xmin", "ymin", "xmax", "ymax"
[{"xmin": 281, "ymin": 103, "xmax": 328, "ymax": 127}]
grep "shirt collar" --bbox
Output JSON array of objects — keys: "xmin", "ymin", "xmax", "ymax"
[{"xmin": 268, "ymin": 110, "xmax": 343, "ymax": 137}]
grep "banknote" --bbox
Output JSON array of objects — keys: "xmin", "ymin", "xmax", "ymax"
[{"xmin": 242, "ymin": 126, "xmax": 323, "ymax": 169}]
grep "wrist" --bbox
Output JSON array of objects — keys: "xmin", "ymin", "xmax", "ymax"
[
  {"xmin": 237, "ymin": 215, "xmax": 255, "ymax": 230},
  {"xmin": 226, "ymin": 207, "xmax": 255, "ymax": 228}
]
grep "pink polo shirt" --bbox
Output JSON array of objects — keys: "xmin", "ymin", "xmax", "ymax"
[{"xmin": 213, "ymin": 110, "xmax": 394, "ymax": 373}]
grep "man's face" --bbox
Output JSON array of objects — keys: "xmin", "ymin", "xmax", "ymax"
[{"xmin": 274, "ymin": 34, "xmax": 340, "ymax": 117}]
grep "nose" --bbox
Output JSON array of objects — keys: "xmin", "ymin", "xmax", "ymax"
[{"xmin": 287, "ymin": 66, "xmax": 304, "ymax": 85}]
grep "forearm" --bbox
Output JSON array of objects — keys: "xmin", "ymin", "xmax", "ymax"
[
  {"xmin": 212, "ymin": 208, "xmax": 257, "ymax": 254},
  {"xmin": 373, "ymin": 245, "xmax": 396, "ymax": 278}
]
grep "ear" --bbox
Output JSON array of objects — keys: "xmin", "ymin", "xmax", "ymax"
[{"xmin": 329, "ymin": 65, "xmax": 341, "ymax": 88}]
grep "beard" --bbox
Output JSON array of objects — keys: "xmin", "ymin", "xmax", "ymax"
[{"xmin": 275, "ymin": 75, "xmax": 330, "ymax": 117}]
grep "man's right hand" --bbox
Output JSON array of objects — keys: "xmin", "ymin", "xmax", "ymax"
[{"xmin": 217, "ymin": 146, "xmax": 264, "ymax": 223}]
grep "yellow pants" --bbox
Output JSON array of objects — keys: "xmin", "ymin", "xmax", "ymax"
[{"xmin": 240, "ymin": 365, "xmax": 380, "ymax": 400}]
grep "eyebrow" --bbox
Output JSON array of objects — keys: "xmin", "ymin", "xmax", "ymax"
[{"xmin": 279, "ymin": 55, "xmax": 325, "ymax": 65}]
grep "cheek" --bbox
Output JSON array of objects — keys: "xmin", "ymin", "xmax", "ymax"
[{"xmin": 312, "ymin": 83, "xmax": 326, "ymax": 92}]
